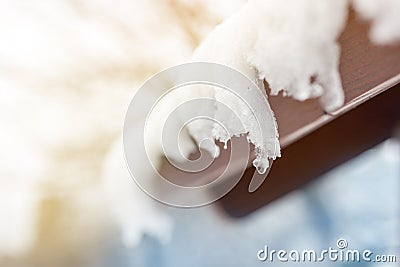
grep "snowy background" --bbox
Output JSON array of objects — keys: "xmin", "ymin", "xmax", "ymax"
[{"xmin": 0, "ymin": 1, "xmax": 398, "ymax": 266}]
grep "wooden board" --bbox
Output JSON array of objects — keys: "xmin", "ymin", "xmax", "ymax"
[
  {"xmin": 160, "ymin": 9, "xmax": 400, "ymax": 216},
  {"xmin": 217, "ymin": 9, "xmax": 400, "ymax": 217}
]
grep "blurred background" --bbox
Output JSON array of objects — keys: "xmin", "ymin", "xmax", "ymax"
[{"xmin": 0, "ymin": 1, "xmax": 398, "ymax": 266}]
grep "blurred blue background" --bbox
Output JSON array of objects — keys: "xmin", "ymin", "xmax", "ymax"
[{"xmin": 110, "ymin": 139, "xmax": 399, "ymax": 266}]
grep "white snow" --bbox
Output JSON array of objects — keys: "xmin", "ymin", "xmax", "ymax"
[
  {"xmin": 183, "ymin": 0, "xmax": 399, "ymax": 172},
  {"xmin": 180, "ymin": 0, "xmax": 348, "ymax": 173},
  {"xmin": 352, "ymin": 0, "xmax": 400, "ymax": 44},
  {"xmin": 248, "ymin": 0, "xmax": 348, "ymax": 112}
]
